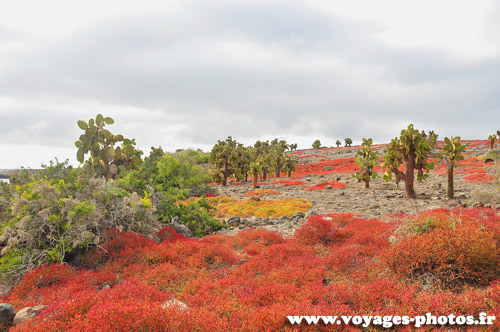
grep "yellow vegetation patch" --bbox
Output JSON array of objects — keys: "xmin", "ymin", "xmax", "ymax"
[{"xmin": 184, "ymin": 196, "xmax": 312, "ymax": 218}]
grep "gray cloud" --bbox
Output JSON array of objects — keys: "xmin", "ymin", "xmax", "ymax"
[{"xmin": 0, "ymin": 0, "xmax": 499, "ymax": 168}]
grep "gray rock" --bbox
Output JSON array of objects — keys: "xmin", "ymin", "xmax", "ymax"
[
  {"xmin": 0, "ymin": 303, "xmax": 16, "ymax": 326},
  {"xmin": 305, "ymin": 210, "xmax": 317, "ymax": 218},
  {"xmin": 0, "ymin": 286, "xmax": 12, "ymax": 298},
  {"xmin": 227, "ymin": 216, "xmax": 241, "ymax": 226},
  {"xmin": 161, "ymin": 299, "xmax": 189, "ymax": 311},
  {"xmin": 13, "ymin": 305, "xmax": 47, "ymax": 325},
  {"xmin": 293, "ymin": 211, "xmax": 305, "ymax": 219},
  {"xmin": 306, "ymin": 177, "xmax": 312, "ymax": 182},
  {"xmin": 325, "ymin": 185, "xmax": 332, "ymax": 189}
]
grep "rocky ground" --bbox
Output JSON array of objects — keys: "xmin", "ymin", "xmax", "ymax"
[{"xmin": 214, "ymin": 143, "xmax": 499, "ymax": 237}]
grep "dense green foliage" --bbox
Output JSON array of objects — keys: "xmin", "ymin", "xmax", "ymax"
[
  {"xmin": 0, "ymin": 118, "xmax": 223, "ymax": 281},
  {"xmin": 312, "ymin": 139, "xmax": 321, "ymax": 149},
  {"xmin": 116, "ymin": 148, "xmax": 222, "ymax": 236},
  {"xmin": 344, "ymin": 138, "xmax": 352, "ymax": 147}
]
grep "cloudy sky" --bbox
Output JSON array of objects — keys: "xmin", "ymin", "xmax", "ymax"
[{"xmin": 1, "ymin": 0, "xmax": 499, "ymax": 168}]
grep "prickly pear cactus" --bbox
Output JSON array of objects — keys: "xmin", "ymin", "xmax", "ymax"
[
  {"xmin": 271, "ymin": 139, "xmax": 289, "ymax": 178},
  {"xmin": 209, "ymin": 136, "xmax": 238, "ymax": 186},
  {"xmin": 282, "ymin": 153, "xmax": 296, "ymax": 177},
  {"xmin": 488, "ymin": 134, "xmax": 497, "ymax": 150},
  {"xmin": 352, "ymin": 138, "xmax": 379, "ymax": 188},
  {"xmin": 436, "ymin": 136, "xmax": 466, "ymax": 198},
  {"xmin": 381, "ymin": 124, "xmax": 435, "ymax": 199},
  {"xmin": 75, "ymin": 114, "xmax": 142, "ymax": 179}
]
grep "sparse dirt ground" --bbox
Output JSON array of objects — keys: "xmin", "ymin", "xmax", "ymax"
[{"xmin": 213, "ymin": 142, "xmax": 498, "ymax": 222}]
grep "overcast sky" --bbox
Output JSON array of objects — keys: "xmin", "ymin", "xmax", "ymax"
[{"xmin": 1, "ymin": 0, "xmax": 499, "ymax": 168}]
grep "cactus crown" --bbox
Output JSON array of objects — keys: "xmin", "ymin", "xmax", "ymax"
[
  {"xmin": 381, "ymin": 124, "xmax": 435, "ymax": 183},
  {"xmin": 75, "ymin": 114, "xmax": 142, "ymax": 179},
  {"xmin": 352, "ymin": 138, "xmax": 379, "ymax": 186}
]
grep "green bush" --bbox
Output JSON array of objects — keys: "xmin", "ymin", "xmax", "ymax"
[
  {"xmin": 116, "ymin": 148, "xmax": 222, "ymax": 237},
  {"xmin": 0, "ymin": 175, "xmax": 158, "ymax": 280}
]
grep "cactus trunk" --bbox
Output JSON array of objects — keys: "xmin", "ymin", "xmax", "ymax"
[
  {"xmin": 222, "ymin": 160, "xmax": 229, "ymax": 186},
  {"xmin": 405, "ymin": 148, "xmax": 416, "ymax": 199},
  {"xmin": 252, "ymin": 171, "xmax": 258, "ymax": 188},
  {"xmin": 447, "ymin": 164, "xmax": 454, "ymax": 199}
]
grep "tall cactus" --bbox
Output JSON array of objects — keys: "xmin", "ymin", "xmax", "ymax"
[
  {"xmin": 344, "ymin": 138, "xmax": 353, "ymax": 147},
  {"xmin": 436, "ymin": 136, "xmax": 466, "ymax": 199},
  {"xmin": 75, "ymin": 114, "xmax": 142, "ymax": 179},
  {"xmin": 256, "ymin": 140, "xmax": 274, "ymax": 181},
  {"xmin": 209, "ymin": 136, "xmax": 238, "ymax": 186},
  {"xmin": 283, "ymin": 154, "xmax": 296, "ymax": 177},
  {"xmin": 249, "ymin": 143, "xmax": 265, "ymax": 188},
  {"xmin": 336, "ymin": 140, "xmax": 341, "ymax": 148},
  {"xmin": 233, "ymin": 143, "xmax": 251, "ymax": 182},
  {"xmin": 352, "ymin": 138, "xmax": 379, "ymax": 188},
  {"xmin": 488, "ymin": 134, "xmax": 497, "ymax": 150},
  {"xmin": 312, "ymin": 139, "xmax": 321, "ymax": 149},
  {"xmin": 271, "ymin": 139, "xmax": 289, "ymax": 178},
  {"xmin": 382, "ymin": 124, "xmax": 435, "ymax": 199}
]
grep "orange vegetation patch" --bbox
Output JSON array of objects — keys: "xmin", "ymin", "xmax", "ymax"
[
  {"xmin": 269, "ymin": 179, "xmax": 307, "ymax": 186},
  {"xmin": 243, "ymin": 189, "xmax": 280, "ymax": 197},
  {"xmin": 464, "ymin": 173, "xmax": 494, "ymax": 184},
  {"xmin": 305, "ymin": 180, "xmax": 348, "ymax": 191}
]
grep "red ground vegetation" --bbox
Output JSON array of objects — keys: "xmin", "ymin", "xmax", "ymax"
[
  {"xmin": 269, "ymin": 179, "xmax": 307, "ymax": 186},
  {"xmin": 464, "ymin": 173, "xmax": 494, "ymax": 183},
  {"xmin": 3, "ymin": 208, "xmax": 500, "ymax": 331},
  {"xmin": 304, "ymin": 181, "xmax": 348, "ymax": 191}
]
